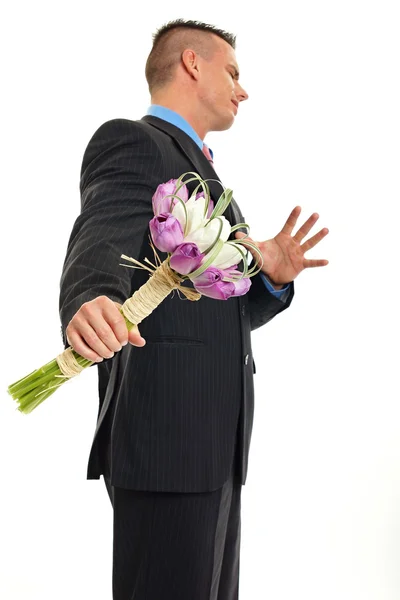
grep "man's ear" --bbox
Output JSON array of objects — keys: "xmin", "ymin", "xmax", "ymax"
[{"xmin": 181, "ymin": 49, "xmax": 200, "ymax": 80}]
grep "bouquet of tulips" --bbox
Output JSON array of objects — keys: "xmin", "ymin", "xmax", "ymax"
[{"xmin": 8, "ymin": 172, "xmax": 263, "ymax": 414}]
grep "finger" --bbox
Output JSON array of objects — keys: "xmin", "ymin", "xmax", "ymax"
[
  {"xmin": 234, "ymin": 231, "xmax": 256, "ymax": 245},
  {"xmin": 66, "ymin": 327, "xmax": 104, "ymax": 363},
  {"xmin": 303, "ymin": 259, "xmax": 329, "ymax": 268},
  {"xmin": 75, "ymin": 315, "xmax": 119, "ymax": 359},
  {"xmin": 293, "ymin": 213, "xmax": 320, "ymax": 243},
  {"xmin": 281, "ymin": 206, "xmax": 302, "ymax": 236},
  {"xmin": 128, "ymin": 324, "xmax": 146, "ymax": 347},
  {"xmin": 101, "ymin": 300, "xmax": 133, "ymax": 347},
  {"xmin": 300, "ymin": 228, "xmax": 329, "ymax": 252},
  {"xmin": 234, "ymin": 232, "xmax": 259, "ymax": 256},
  {"xmin": 113, "ymin": 301, "xmax": 146, "ymax": 347},
  {"xmin": 79, "ymin": 301, "xmax": 122, "ymax": 356}
]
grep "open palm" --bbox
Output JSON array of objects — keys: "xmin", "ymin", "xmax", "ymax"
[{"xmin": 235, "ymin": 206, "xmax": 329, "ymax": 285}]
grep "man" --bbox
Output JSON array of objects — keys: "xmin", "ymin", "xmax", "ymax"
[{"xmin": 59, "ymin": 18, "xmax": 329, "ymax": 600}]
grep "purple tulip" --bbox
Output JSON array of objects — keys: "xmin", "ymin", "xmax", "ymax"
[
  {"xmin": 149, "ymin": 212, "xmax": 184, "ymax": 253},
  {"xmin": 196, "ymin": 192, "xmax": 214, "ymax": 218},
  {"xmin": 152, "ymin": 179, "xmax": 189, "ymax": 215},
  {"xmin": 221, "ymin": 264, "xmax": 239, "ymax": 275},
  {"xmin": 191, "ymin": 266, "xmax": 235, "ymax": 300},
  {"xmin": 220, "ymin": 264, "xmax": 252, "ymax": 297},
  {"xmin": 231, "ymin": 277, "xmax": 251, "ymax": 296},
  {"xmin": 170, "ymin": 242, "xmax": 204, "ymax": 275}
]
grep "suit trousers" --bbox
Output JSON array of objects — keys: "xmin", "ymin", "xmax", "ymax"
[{"xmin": 103, "ymin": 433, "xmax": 242, "ymax": 600}]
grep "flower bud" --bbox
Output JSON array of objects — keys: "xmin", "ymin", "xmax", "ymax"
[
  {"xmin": 196, "ymin": 192, "xmax": 214, "ymax": 218},
  {"xmin": 170, "ymin": 242, "xmax": 204, "ymax": 275},
  {"xmin": 191, "ymin": 266, "xmax": 235, "ymax": 300},
  {"xmin": 152, "ymin": 179, "xmax": 189, "ymax": 215},
  {"xmin": 149, "ymin": 213, "xmax": 184, "ymax": 253}
]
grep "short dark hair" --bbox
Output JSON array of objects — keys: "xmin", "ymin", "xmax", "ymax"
[{"xmin": 145, "ymin": 19, "xmax": 236, "ymax": 95}]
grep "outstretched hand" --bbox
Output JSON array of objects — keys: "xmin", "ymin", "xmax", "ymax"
[{"xmin": 235, "ymin": 206, "xmax": 329, "ymax": 285}]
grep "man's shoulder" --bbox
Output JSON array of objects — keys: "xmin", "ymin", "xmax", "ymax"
[
  {"xmin": 86, "ymin": 117, "xmax": 151, "ymax": 145},
  {"xmin": 80, "ymin": 117, "xmax": 159, "ymax": 178}
]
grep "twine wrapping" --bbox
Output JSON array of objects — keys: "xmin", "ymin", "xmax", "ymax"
[
  {"xmin": 121, "ymin": 258, "xmax": 201, "ymax": 326},
  {"xmin": 55, "ymin": 256, "xmax": 201, "ymax": 380},
  {"xmin": 56, "ymin": 347, "xmax": 86, "ymax": 379}
]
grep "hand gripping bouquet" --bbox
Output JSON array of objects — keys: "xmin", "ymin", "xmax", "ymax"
[{"xmin": 8, "ymin": 172, "xmax": 263, "ymax": 414}]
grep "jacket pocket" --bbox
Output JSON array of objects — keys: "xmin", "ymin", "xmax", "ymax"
[
  {"xmin": 145, "ymin": 335, "xmax": 205, "ymax": 346},
  {"xmin": 252, "ymin": 358, "xmax": 256, "ymax": 374}
]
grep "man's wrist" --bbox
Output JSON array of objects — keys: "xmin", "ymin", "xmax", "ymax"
[
  {"xmin": 262, "ymin": 272, "xmax": 285, "ymax": 290},
  {"xmin": 270, "ymin": 282, "xmax": 284, "ymax": 290}
]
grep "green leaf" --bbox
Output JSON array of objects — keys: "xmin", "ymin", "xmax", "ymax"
[{"xmin": 188, "ymin": 238, "xmax": 225, "ymax": 279}]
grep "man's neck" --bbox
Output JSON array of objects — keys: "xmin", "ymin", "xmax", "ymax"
[{"xmin": 150, "ymin": 96, "xmax": 209, "ymax": 140}]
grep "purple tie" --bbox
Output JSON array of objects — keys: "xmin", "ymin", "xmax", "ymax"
[{"xmin": 202, "ymin": 143, "xmax": 214, "ymax": 165}]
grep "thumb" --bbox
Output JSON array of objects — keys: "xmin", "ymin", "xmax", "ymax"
[
  {"xmin": 234, "ymin": 231, "xmax": 255, "ymax": 246},
  {"xmin": 128, "ymin": 324, "xmax": 146, "ymax": 347},
  {"xmin": 114, "ymin": 301, "xmax": 146, "ymax": 347}
]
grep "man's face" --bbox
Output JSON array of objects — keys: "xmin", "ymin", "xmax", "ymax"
[{"xmin": 198, "ymin": 36, "xmax": 249, "ymax": 131}]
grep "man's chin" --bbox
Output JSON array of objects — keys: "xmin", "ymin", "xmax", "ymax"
[{"xmin": 213, "ymin": 114, "xmax": 235, "ymax": 132}]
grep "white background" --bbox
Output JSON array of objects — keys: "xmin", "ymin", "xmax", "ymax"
[{"xmin": 1, "ymin": 1, "xmax": 399, "ymax": 598}]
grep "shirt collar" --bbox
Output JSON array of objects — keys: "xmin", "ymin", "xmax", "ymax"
[{"xmin": 146, "ymin": 104, "xmax": 214, "ymax": 160}]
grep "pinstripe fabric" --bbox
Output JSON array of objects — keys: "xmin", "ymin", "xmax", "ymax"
[
  {"xmin": 103, "ymin": 439, "xmax": 240, "ymax": 599},
  {"xmin": 59, "ymin": 116, "xmax": 295, "ymax": 492}
]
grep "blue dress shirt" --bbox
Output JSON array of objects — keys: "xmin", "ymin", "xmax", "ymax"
[{"xmin": 146, "ymin": 104, "xmax": 291, "ymax": 300}]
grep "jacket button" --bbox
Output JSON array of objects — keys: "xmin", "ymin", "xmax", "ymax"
[
  {"xmin": 241, "ymin": 305, "xmax": 246, "ymax": 317},
  {"xmin": 244, "ymin": 354, "xmax": 249, "ymax": 365}
]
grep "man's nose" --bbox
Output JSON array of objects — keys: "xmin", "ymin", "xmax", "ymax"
[{"xmin": 237, "ymin": 85, "xmax": 249, "ymax": 102}]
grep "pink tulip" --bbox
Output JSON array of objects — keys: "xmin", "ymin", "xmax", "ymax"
[
  {"xmin": 191, "ymin": 265, "xmax": 252, "ymax": 299},
  {"xmin": 170, "ymin": 242, "xmax": 204, "ymax": 275},
  {"xmin": 191, "ymin": 267, "xmax": 235, "ymax": 300},
  {"xmin": 149, "ymin": 212, "xmax": 184, "ymax": 253},
  {"xmin": 220, "ymin": 264, "xmax": 252, "ymax": 297},
  {"xmin": 152, "ymin": 179, "xmax": 189, "ymax": 215},
  {"xmin": 231, "ymin": 277, "xmax": 251, "ymax": 296}
]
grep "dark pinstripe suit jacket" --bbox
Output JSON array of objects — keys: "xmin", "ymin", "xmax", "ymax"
[{"xmin": 59, "ymin": 115, "xmax": 295, "ymax": 492}]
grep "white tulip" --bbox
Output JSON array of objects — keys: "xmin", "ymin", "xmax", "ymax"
[
  {"xmin": 210, "ymin": 242, "xmax": 248, "ymax": 269},
  {"xmin": 172, "ymin": 194, "xmax": 208, "ymax": 236},
  {"xmin": 184, "ymin": 216, "xmax": 231, "ymax": 252}
]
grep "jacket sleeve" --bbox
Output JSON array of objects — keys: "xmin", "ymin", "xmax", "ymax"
[
  {"xmin": 247, "ymin": 269, "xmax": 295, "ymax": 332},
  {"xmin": 259, "ymin": 271, "xmax": 291, "ymax": 300},
  {"xmin": 58, "ymin": 118, "xmax": 165, "ymax": 350}
]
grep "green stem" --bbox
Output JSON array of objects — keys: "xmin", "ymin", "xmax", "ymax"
[
  {"xmin": 12, "ymin": 370, "xmax": 64, "ymax": 402},
  {"xmin": 8, "ymin": 351, "xmax": 93, "ymax": 412},
  {"xmin": 9, "ymin": 307, "xmax": 134, "ymax": 414},
  {"xmin": 120, "ymin": 308, "xmax": 137, "ymax": 329},
  {"xmin": 8, "ymin": 359, "xmax": 59, "ymax": 394},
  {"xmin": 18, "ymin": 385, "xmax": 60, "ymax": 413}
]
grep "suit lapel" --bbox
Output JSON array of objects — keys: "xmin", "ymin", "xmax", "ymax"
[{"xmin": 140, "ymin": 115, "xmax": 244, "ymax": 228}]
